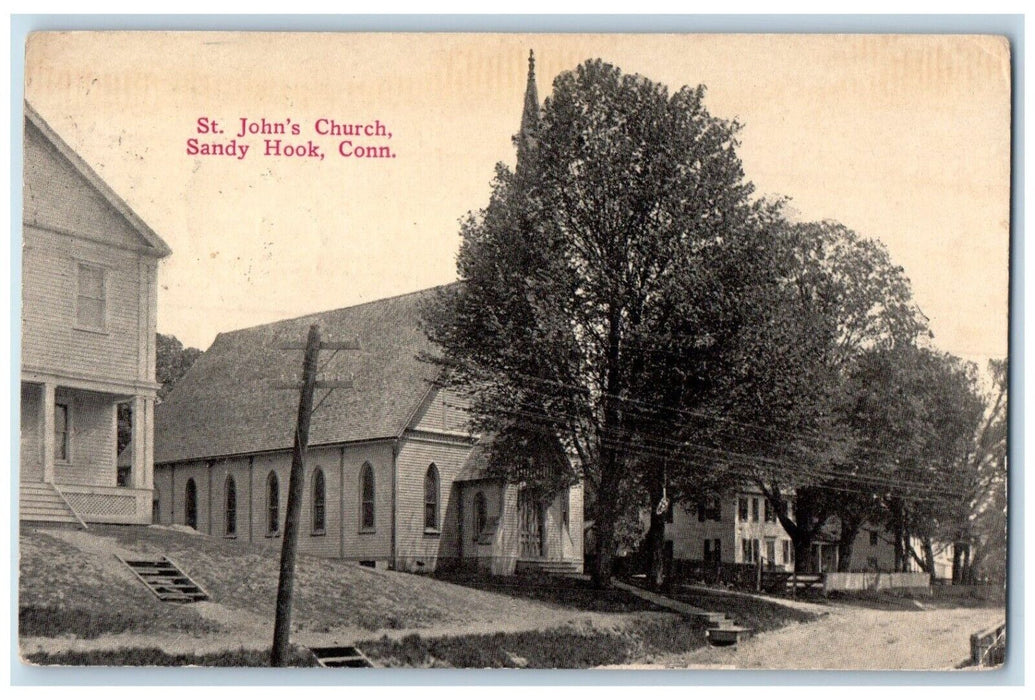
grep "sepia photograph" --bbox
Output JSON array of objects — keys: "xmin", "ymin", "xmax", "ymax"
[{"xmin": 15, "ymin": 30, "xmax": 1010, "ymax": 672}]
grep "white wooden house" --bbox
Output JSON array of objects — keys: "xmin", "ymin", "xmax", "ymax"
[
  {"xmin": 151, "ymin": 288, "xmax": 584, "ymax": 576},
  {"xmin": 664, "ymin": 486, "xmax": 952, "ymax": 576},
  {"xmin": 20, "ymin": 103, "xmax": 171, "ymax": 525}
]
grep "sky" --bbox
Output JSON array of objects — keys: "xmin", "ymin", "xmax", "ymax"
[{"xmin": 22, "ymin": 32, "xmax": 1011, "ymax": 367}]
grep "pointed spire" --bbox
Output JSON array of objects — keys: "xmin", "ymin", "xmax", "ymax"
[
  {"xmin": 520, "ymin": 49, "xmax": 539, "ymax": 136},
  {"xmin": 514, "ymin": 49, "xmax": 539, "ymax": 168}
]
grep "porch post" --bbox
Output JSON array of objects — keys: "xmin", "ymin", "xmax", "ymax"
[
  {"xmin": 131, "ymin": 395, "xmax": 154, "ymax": 490},
  {"xmin": 41, "ymin": 383, "xmax": 55, "ymax": 483}
]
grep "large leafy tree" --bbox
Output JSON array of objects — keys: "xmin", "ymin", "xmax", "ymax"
[
  {"xmin": 840, "ymin": 345, "xmax": 984, "ymax": 574},
  {"xmin": 424, "ymin": 59, "xmax": 779, "ymax": 587},
  {"xmin": 708, "ymin": 220, "xmax": 930, "ymax": 573},
  {"xmin": 949, "ymin": 359, "xmax": 1007, "ymax": 583}
]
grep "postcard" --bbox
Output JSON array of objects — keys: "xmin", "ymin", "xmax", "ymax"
[{"xmin": 17, "ymin": 31, "xmax": 1009, "ymax": 671}]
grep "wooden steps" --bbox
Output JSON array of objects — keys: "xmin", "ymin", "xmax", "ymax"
[
  {"xmin": 308, "ymin": 645, "xmax": 376, "ymax": 668},
  {"xmin": 19, "ymin": 483, "xmax": 86, "ymax": 528},
  {"xmin": 118, "ymin": 556, "xmax": 210, "ymax": 603}
]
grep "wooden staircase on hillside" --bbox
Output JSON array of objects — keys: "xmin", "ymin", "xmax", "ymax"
[
  {"xmin": 19, "ymin": 482, "xmax": 86, "ymax": 528},
  {"xmin": 308, "ymin": 645, "xmax": 377, "ymax": 668},
  {"xmin": 118, "ymin": 555, "xmax": 210, "ymax": 603}
]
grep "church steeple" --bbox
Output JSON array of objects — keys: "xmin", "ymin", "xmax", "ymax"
[{"xmin": 514, "ymin": 49, "xmax": 539, "ymax": 168}]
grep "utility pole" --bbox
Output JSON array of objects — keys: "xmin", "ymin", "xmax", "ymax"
[{"xmin": 270, "ymin": 324, "xmax": 356, "ymax": 667}]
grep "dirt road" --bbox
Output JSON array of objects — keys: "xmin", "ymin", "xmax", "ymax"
[{"xmin": 659, "ymin": 602, "xmax": 1004, "ymax": 670}]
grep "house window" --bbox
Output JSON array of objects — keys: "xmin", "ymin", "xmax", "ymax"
[
  {"xmin": 782, "ymin": 539, "xmax": 790, "ymax": 563},
  {"xmin": 764, "ymin": 499, "xmax": 776, "ymax": 522},
  {"xmin": 225, "ymin": 475, "xmax": 237, "ymax": 536},
  {"xmin": 185, "ymin": 478, "xmax": 197, "ymax": 530},
  {"xmin": 869, "ymin": 530, "xmax": 879, "ymax": 547},
  {"xmin": 738, "ymin": 497, "xmax": 749, "ymax": 522},
  {"xmin": 751, "ymin": 498, "xmax": 760, "ymax": 522},
  {"xmin": 360, "ymin": 463, "xmax": 375, "ymax": 530},
  {"xmin": 697, "ymin": 496, "xmax": 720, "ymax": 522},
  {"xmin": 424, "ymin": 464, "xmax": 439, "ymax": 531},
  {"xmin": 54, "ymin": 402, "xmax": 70, "ymax": 463},
  {"xmin": 312, "ymin": 468, "xmax": 326, "ymax": 534},
  {"xmin": 76, "ymin": 263, "xmax": 106, "ymax": 330},
  {"xmin": 152, "ymin": 495, "xmax": 160, "ymax": 524},
  {"xmin": 741, "ymin": 538, "xmax": 760, "ymax": 563},
  {"xmin": 266, "ymin": 472, "xmax": 279, "ymax": 534},
  {"xmin": 473, "ymin": 491, "xmax": 488, "ymax": 539}
]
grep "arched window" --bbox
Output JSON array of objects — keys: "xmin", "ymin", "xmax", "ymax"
[
  {"xmin": 266, "ymin": 472, "xmax": 280, "ymax": 534},
  {"xmin": 312, "ymin": 468, "xmax": 326, "ymax": 534},
  {"xmin": 184, "ymin": 478, "xmax": 197, "ymax": 529},
  {"xmin": 225, "ymin": 475, "xmax": 237, "ymax": 536},
  {"xmin": 473, "ymin": 491, "xmax": 487, "ymax": 540},
  {"xmin": 360, "ymin": 463, "xmax": 375, "ymax": 530},
  {"xmin": 424, "ymin": 464, "xmax": 439, "ymax": 530}
]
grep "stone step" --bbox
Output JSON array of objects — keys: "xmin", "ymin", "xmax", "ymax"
[{"xmin": 706, "ymin": 625, "xmax": 754, "ymax": 646}]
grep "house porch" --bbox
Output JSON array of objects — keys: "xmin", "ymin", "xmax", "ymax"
[{"xmin": 19, "ymin": 378, "xmax": 154, "ymax": 524}]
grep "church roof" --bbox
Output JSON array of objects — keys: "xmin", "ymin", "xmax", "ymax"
[{"xmin": 154, "ymin": 286, "xmax": 451, "ymax": 464}]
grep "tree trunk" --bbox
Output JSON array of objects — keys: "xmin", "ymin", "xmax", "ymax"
[
  {"xmin": 793, "ymin": 535, "xmax": 813, "ymax": 575},
  {"xmin": 644, "ymin": 473, "xmax": 667, "ymax": 590},
  {"xmin": 837, "ymin": 517, "xmax": 862, "ymax": 573},
  {"xmin": 960, "ymin": 542, "xmax": 974, "ymax": 585},
  {"xmin": 837, "ymin": 537, "xmax": 855, "ymax": 573},
  {"xmin": 892, "ymin": 502, "xmax": 905, "ymax": 572},
  {"xmin": 592, "ymin": 511, "xmax": 616, "ymax": 589},
  {"xmin": 952, "ymin": 542, "xmax": 963, "ymax": 584},
  {"xmin": 591, "ymin": 453, "xmax": 619, "ymax": 589},
  {"xmin": 923, "ymin": 536, "xmax": 936, "ymax": 578}
]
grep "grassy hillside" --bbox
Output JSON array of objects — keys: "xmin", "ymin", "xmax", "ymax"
[{"xmin": 18, "ymin": 524, "xmax": 572, "ymax": 640}]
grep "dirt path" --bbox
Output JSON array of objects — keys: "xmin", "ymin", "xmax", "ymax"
[{"xmin": 654, "ymin": 603, "xmax": 1004, "ymax": 670}]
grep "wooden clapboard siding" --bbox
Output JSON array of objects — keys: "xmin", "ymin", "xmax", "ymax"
[
  {"xmin": 23, "ymin": 117, "xmax": 150, "ymax": 252},
  {"xmin": 410, "ymin": 387, "xmax": 471, "ymax": 435},
  {"xmin": 153, "ymin": 462, "xmax": 174, "ymax": 524},
  {"xmin": 393, "ymin": 432, "xmax": 470, "ymax": 572},
  {"xmin": 166, "ymin": 461, "xmax": 207, "ymax": 531},
  {"xmin": 51, "ymin": 388, "xmax": 117, "ymax": 487},
  {"xmin": 154, "ymin": 443, "xmax": 395, "ymax": 562},
  {"xmin": 20, "ymin": 384, "xmax": 42, "ymax": 481},
  {"xmin": 22, "ymin": 225, "xmax": 151, "ymax": 383}
]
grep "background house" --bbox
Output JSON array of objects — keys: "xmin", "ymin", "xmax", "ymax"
[
  {"xmin": 20, "ymin": 103, "xmax": 171, "ymax": 526},
  {"xmin": 663, "ymin": 487, "xmax": 949, "ymax": 576},
  {"xmin": 664, "ymin": 487, "xmax": 797, "ymax": 573},
  {"xmin": 151, "ymin": 288, "xmax": 583, "ymax": 576}
]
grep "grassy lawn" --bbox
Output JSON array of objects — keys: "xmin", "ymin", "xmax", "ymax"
[
  {"xmin": 433, "ymin": 570, "xmax": 664, "ymax": 613},
  {"xmin": 358, "ymin": 616, "xmax": 708, "ymax": 668},
  {"xmin": 19, "ymin": 525, "xmax": 580, "ymax": 640},
  {"xmin": 23, "ymin": 645, "xmax": 318, "ymax": 667},
  {"xmin": 19, "ymin": 527, "xmax": 222, "ymax": 638}
]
